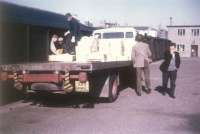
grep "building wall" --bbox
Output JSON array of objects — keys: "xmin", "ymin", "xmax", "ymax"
[
  {"xmin": 158, "ymin": 29, "xmax": 168, "ymax": 39},
  {"xmin": 168, "ymin": 26, "xmax": 200, "ymax": 57}
]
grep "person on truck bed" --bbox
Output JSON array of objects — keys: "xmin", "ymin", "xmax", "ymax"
[
  {"xmin": 63, "ymin": 30, "xmax": 73, "ymax": 54},
  {"xmin": 65, "ymin": 13, "xmax": 80, "ymax": 54},
  {"xmin": 132, "ymin": 34, "xmax": 152, "ymax": 96},
  {"xmin": 50, "ymin": 34, "xmax": 64, "ymax": 55}
]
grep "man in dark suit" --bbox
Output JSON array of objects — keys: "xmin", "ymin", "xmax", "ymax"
[
  {"xmin": 160, "ymin": 43, "xmax": 181, "ymax": 98},
  {"xmin": 65, "ymin": 13, "xmax": 80, "ymax": 54},
  {"xmin": 63, "ymin": 30, "xmax": 72, "ymax": 53}
]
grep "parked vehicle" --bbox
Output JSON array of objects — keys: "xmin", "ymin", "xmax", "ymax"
[{"xmin": 0, "ymin": 27, "xmax": 169, "ymax": 102}]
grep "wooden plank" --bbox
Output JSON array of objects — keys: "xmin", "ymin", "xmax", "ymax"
[{"xmin": 0, "ymin": 61, "xmax": 132, "ymax": 72}]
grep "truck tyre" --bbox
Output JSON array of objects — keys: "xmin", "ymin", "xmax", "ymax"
[
  {"xmin": 22, "ymin": 84, "xmax": 32, "ymax": 100},
  {"xmin": 108, "ymin": 73, "xmax": 119, "ymax": 102}
]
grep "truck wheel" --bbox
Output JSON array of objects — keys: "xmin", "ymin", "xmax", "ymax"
[
  {"xmin": 108, "ymin": 74, "xmax": 119, "ymax": 102},
  {"xmin": 22, "ymin": 84, "xmax": 31, "ymax": 100}
]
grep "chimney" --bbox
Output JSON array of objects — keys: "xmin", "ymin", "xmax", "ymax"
[{"xmin": 170, "ymin": 17, "xmax": 173, "ymax": 26}]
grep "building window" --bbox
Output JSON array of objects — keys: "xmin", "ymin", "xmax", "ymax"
[
  {"xmin": 176, "ymin": 44, "xmax": 185, "ymax": 52},
  {"xmin": 192, "ymin": 29, "xmax": 199, "ymax": 36},
  {"xmin": 181, "ymin": 44, "xmax": 185, "ymax": 51},
  {"xmin": 177, "ymin": 29, "xmax": 185, "ymax": 36},
  {"xmin": 125, "ymin": 32, "xmax": 133, "ymax": 38},
  {"xmin": 177, "ymin": 45, "xmax": 179, "ymax": 51}
]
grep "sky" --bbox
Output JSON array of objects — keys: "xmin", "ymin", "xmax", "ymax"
[{"xmin": 2, "ymin": 0, "xmax": 200, "ymax": 29}]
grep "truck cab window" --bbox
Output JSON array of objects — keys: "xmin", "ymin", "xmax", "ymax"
[
  {"xmin": 94, "ymin": 33, "xmax": 101, "ymax": 39},
  {"xmin": 103, "ymin": 32, "xmax": 124, "ymax": 39},
  {"xmin": 125, "ymin": 32, "xmax": 133, "ymax": 38}
]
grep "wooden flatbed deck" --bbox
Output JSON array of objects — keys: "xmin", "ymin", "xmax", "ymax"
[{"xmin": 0, "ymin": 61, "xmax": 132, "ymax": 72}]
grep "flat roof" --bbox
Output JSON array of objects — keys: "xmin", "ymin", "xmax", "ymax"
[{"xmin": 167, "ymin": 25, "xmax": 200, "ymax": 28}]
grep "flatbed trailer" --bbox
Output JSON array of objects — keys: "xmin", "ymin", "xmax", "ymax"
[{"xmin": 0, "ymin": 61, "xmax": 134, "ymax": 102}]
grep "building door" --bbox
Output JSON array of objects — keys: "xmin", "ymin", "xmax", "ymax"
[{"xmin": 191, "ymin": 45, "xmax": 198, "ymax": 57}]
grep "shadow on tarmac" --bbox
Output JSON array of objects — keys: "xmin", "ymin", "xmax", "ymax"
[
  {"xmin": 21, "ymin": 92, "xmax": 110, "ymax": 109},
  {"xmin": 160, "ymin": 112, "xmax": 200, "ymax": 133},
  {"xmin": 0, "ymin": 82, "xmax": 98, "ymax": 108},
  {"xmin": 0, "ymin": 81, "xmax": 24, "ymax": 106},
  {"xmin": 154, "ymin": 86, "xmax": 175, "ymax": 98}
]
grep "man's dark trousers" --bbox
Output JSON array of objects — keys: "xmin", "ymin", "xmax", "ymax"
[{"xmin": 162, "ymin": 70, "xmax": 177, "ymax": 96}]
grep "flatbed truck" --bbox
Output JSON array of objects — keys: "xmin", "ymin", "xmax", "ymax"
[
  {"xmin": 0, "ymin": 27, "xmax": 169, "ymax": 102},
  {"xmin": 0, "ymin": 60, "xmax": 134, "ymax": 102}
]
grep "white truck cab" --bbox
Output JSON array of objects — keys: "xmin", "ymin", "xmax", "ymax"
[{"xmin": 76, "ymin": 27, "xmax": 137, "ymax": 62}]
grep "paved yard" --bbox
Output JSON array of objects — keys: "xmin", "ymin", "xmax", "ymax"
[{"xmin": 0, "ymin": 58, "xmax": 200, "ymax": 134}]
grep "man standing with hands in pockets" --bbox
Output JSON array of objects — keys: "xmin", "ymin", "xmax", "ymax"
[
  {"xmin": 160, "ymin": 43, "xmax": 181, "ymax": 98},
  {"xmin": 132, "ymin": 35, "xmax": 152, "ymax": 96}
]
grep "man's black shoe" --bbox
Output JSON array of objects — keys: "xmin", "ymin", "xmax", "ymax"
[
  {"xmin": 170, "ymin": 95, "xmax": 176, "ymax": 99},
  {"xmin": 142, "ymin": 86, "xmax": 151, "ymax": 94},
  {"xmin": 146, "ymin": 88, "xmax": 151, "ymax": 94},
  {"xmin": 161, "ymin": 91, "xmax": 166, "ymax": 96},
  {"xmin": 136, "ymin": 91, "xmax": 142, "ymax": 96},
  {"xmin": 169, "ymin": 94, "xmax": 176, "ymax": 99}
]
